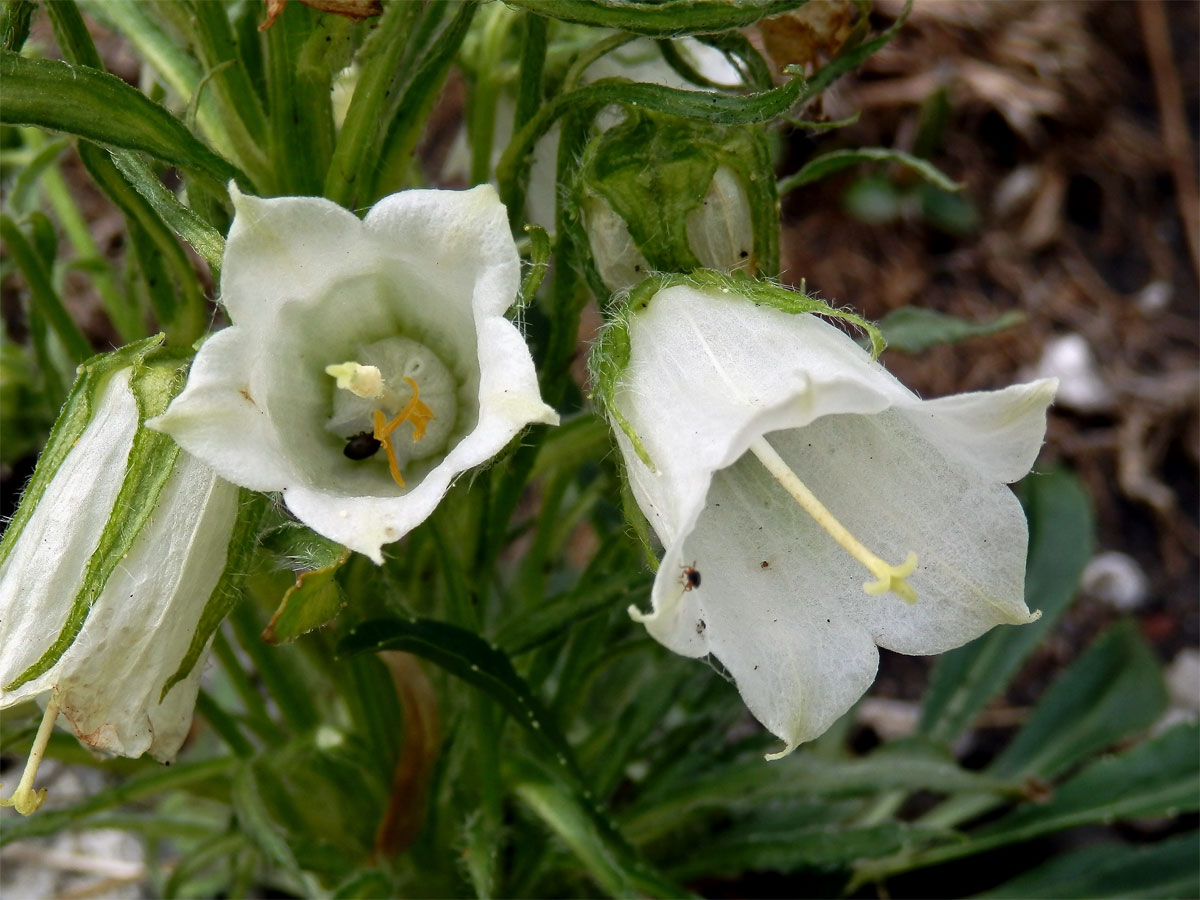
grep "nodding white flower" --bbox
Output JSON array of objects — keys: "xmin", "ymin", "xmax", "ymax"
[
  {"xmin": 149, "ymin": 185, "xmax": 557, "ymax": 563},
  {"xmin": 592, "ymin": 276, "xmax": 1057, "ymax": 757},
  {"xmin": 0, "ymin": 354, "xmax": 238, "ymax": 813}
]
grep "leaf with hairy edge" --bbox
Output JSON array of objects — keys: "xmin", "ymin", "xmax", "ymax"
[
  {"xmin": 513, "ymin": 761, "xmax": 692, "ymax": 900},
  {"xmin": 878, "ymin": 307, "xmax": 1025, "ymax": 354},
  {"xmin": 778, "ymin": 147, "xmax": 960, "ymax": 195},
  {"xmin": 919, "ymin": 469, "xmax": 1094, "ymax": 743},
  {"xmin": 506, "ymin": 0, "xmax": 807, "ymax": 36},
  {"xmin": 0, "ymin": 51, "xmax": 245, "ymax": 189},
  {"xmin": 4, "ymin": 349, "xmax": 190, "ymax": 691},
  {"xmin": 339, "ymin": 618, "xmax": 689, "ymax": 898}
]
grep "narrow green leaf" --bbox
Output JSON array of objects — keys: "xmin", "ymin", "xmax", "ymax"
[
  {"xmin": 338, "ymin": 617, "xmax": 581, "ymax": 786},
  {"xmin": 497, "ymin": 572, "xmax": 643, "ymax": 657},
  {"xmin": 0, "ymin": 214, "xmax": 93, "ymax": 363},
  {"xmin": 0, "ymin": 51, "xmax": 244, "ymax": 189},
  {"xmin": 76, "ymin": 142, "xmax": 209, "ymax": 346},
  {"xmin": 671, "ymin": 821, "xmax": 947, "ymax": 881},
  {"xmin": 878, "ymin": 306, "xmax": 1024, "ymax": 353},
  {"xmin": 0, "ymin": 0, "xmax": 34, "ymax": 52},
  {"xmin": 513, "ymin": 762, "xmax": 691, "ymax": 899},
  {"xmin": 919, "ymin": 469, "xmax": 1094, "ymax": 743},
  {"xmin": 505, "ymin": 0, "xmax": 807, "ymax": 36},
  {"xmin": 6, "ymin": 137, "xmax": 70, "ymax": 215},
  {"xmin": 368, "ymin": 0, "xmax": 480, "ymax": 201},
  {"xmin": 323, "ymin": 0, "xmax": 423, "ymax": 206},
  {"xmin": 108, "ymin": 150, "xmax": 225, "ymax": 274},
  {"xmin": 989, "ymin": 621, "xmax": 1167, "ymax": 780},
  {"xmin": 778, "ymin": 147, "xmax": 960, "ymax": 195},
  {"xmin": 975, "ymin": 832, "xmax": 1200, "ymax": 899}
]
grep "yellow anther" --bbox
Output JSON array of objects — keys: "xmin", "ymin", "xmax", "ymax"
[
  {"xmin": 748, "ymin": 436, "xmax": 920, "ymax": 604},
  {"xmin": 0, "ymin": 689, "xmax": 62, "ymax": 816},
  {"xmin": 325, "ymin": 361, "xmax": 384, "ymax": 400},
  {"xmin": 371, "ymin": 377, "xmax": 435, "ymax": 488}
]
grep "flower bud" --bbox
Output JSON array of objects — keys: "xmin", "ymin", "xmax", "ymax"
[
  {"xmin": 0, "ymin": 339, "xmax": 239, "ymax": 771},
  {"xmin": 578, "ymin": 111, "xmax": 777, "ymax": 293}
]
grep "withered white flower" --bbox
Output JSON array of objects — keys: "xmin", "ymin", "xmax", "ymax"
[
  {"xmin": 0, "ymin": 351, "xmax": 238, "ymax": 813},
  {"xmin": 592, "ymin": 276, "xmax": 1057, "ymax": 757},
  {"xmin": 149, "ymin": 185, "xmax": 557, "ymax": 563}
]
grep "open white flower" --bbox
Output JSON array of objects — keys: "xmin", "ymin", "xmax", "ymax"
[
  {"xmin": 1, "ymin": 352, "xmax": 238, "ymax": 812},
  {"xmin": 149, "ymin": 185, "xmax": 558, "ymax": 563},
  {"xmin": 594, "ymin": 277, "xmax": 1057, "ymax": 757}
]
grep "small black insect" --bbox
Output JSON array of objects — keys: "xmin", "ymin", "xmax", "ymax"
[
  {"xmin": 680, "ymin": 563, "xmax": 701, "ymax": 592},
  {"xmin": 344, "ymin": 431, "xmax": 382, "ymax": 460}
]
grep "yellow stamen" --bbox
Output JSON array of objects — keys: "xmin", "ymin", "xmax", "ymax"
[
  {"xmin": 372, "ymin": 377, "xmax": 435, "ymax": 488},
  {"xmin": 748, "ymin": 435, "xmax": 919, "ymax": 604},
  {"xmin": 0, "ymin": 689, "xmax": 62, "ymax": 816}
]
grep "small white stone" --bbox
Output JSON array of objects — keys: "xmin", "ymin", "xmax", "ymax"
[
  {"xmin": 1081, "ymin": 550, "xmax": 1150, "ymax": 611},
  {"xmin": 1027, "ymin": 334, "xmax": 1113, "ymax": 413}
]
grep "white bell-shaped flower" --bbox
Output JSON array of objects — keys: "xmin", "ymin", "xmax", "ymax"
[
  {"xmin": 0, "ymin": 358, "xmax": 238, "ymax": 813},
  {"xmin": 595, "ymin": 278, "xmax": 1057, "ymax": 757},
  {"xmin": 150, "ymin": 185, "xmax": 558, "ymax": 563}
]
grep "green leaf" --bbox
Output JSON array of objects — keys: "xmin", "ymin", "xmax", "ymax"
[
  {"xmin": 512, "ymin": 761, "xmax": 691, "ymax": 899},
  {"xmin": 0, "ymin": 214, "xmax": 93, "ymax": 364},
  {"xmin": 990, "ymin": 621, "xmax": 1167, "ymax": 780},
  {"xmin": 670, "ymin": 821, "xmax": 948, "ymax": 881},
  {"xmin": 338, "ymin": 617, "xmax": 580, "ymax": 786},
  {"xmin": 505, "ymin": 0, "xmax": 807, "ymax": 36},
  {"xmin": 0, "ymin": 51, "xmax": 244, "ymax": 189},
  {"xmin": 975, "ymin": 832, "xmax": 1200, "ymax": 899},
  {"xmin": 0, "ymin": 0, "xmax": 35, "ymax": 52},
  {"xmin": 517, "ymin": 223, "xmax": 552, "ymax": 308},
  {"xmin": 919, "ymin": 469, "xmax": 1094, "ymax": 743},
  {"xmin": 878, "ymin": 306, "xmax": 1025, "ymax": 353},
  {"xmin": 971, "ymin": 722, "xmax": 1200, "ymax": 845},
  {"xmin": 778, "ymin": 147, "xmax": 960, "ymax": 195},
  {"xmin": 108, "ymin": 151, "xmax": 225, "ymax": 274}
]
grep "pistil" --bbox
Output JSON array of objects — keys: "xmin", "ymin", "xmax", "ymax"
[
  {"xmin": 0, "ymin": 688, "xmax": 62, "ymax": 815},
  {"xmin": 748, "ymin": 435, "xmax": 919, "ymax": 604}
]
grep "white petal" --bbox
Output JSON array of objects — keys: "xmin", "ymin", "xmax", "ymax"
[
  {"xmin": 0, "ymin": 369, "xmax": 138, "ymax": 696},
  {"xmin": 147, "ymin": 327, "xmax": 298, "ymax": 492},
  {"xmin": 219, "ymin": 188, "xmax": 379, "ymax": 333},
  {"xmin": 49, "ymin": 456, "xmax": 238, "ymax": 761},
  {"xmin": 898, "ymin": 378, "xmax": 1057, "ymax": 484}
]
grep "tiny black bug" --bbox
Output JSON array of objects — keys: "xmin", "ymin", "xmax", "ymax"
[
  {"xmin": 344, "ymin": 431, "xmax": 382, "ymax": 460},
  {"xmin": 680, "ymin": 563, "xmax": 701, "ymax": 591}
]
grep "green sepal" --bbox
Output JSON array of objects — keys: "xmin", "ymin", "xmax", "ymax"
[
  {"xmin": 578, "ymin": 109, "xmax": 778, "ymax": 281},
  {"xmin": 4, "ymin": 342, "xmax": 193, "ymax": 692},
  {"xmin": 588, "ymin": 270, "xmax": 884, "ymax": 470},
  {"xmin": 517, "ymin": 223, "xmax": 552, "ymax": 309}
]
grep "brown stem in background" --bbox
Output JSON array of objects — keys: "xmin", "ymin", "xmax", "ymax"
[
  {"xmin": 374, "ymin": 651, "xmax": 440, "ymax": 859},
  {"xmin": 1138, "ymin": 0, "xmax": 1200, "ymax": 284}
]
